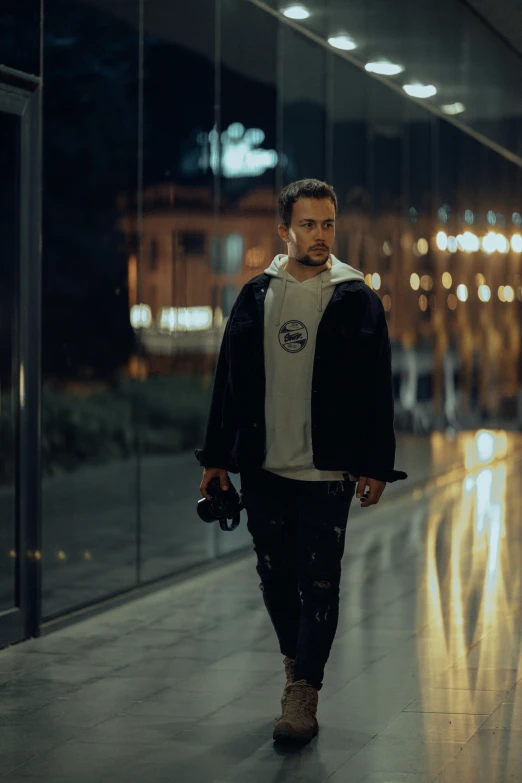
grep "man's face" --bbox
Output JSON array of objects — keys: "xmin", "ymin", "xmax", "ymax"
[{"xmin": 279, "ymin": 197, "xmax": 336, "ymax": 267}]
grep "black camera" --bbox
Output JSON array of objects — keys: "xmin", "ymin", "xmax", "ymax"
[{"xmin": 197, "ymin": 475, "xmax": 244, "ymax": 531}]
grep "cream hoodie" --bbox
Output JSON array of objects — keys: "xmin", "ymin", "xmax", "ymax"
[{"xmin": 261, "ymin": 253, "xmax": 365, "ymax": 482}]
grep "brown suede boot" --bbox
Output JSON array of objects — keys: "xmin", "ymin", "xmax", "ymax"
[{"xmin": 273, "ymin": 679, "xmax": 319, "ymax": 744}]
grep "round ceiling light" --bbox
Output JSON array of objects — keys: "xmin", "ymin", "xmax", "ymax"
[
  {"xmin": 282, "ymin": 4, "xmax": 310, "ymax": 19},
  {"xmin": 365, "ymin": 61, "xmax": 404, "ymax": 76},
  {"xmin": 328, "ymin": 35, "xmax": 357, "ymax": 51},
  {"xmin": 403, "ymin": 83, "xmax": 437, "ymax": 99}
]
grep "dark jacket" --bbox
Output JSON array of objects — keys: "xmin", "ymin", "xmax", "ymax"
[{"xmin": 195, "ymin": 273, "xmax": 408, "ymax": 484}]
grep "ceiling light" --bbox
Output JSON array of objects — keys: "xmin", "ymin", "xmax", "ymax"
[
  {"xmin": 365, "ymin": 61, "xmax": 404, "ymax": 76},
  {"xmin": 403, "ymin": 83, "xmax": 437, "ymax": 99},
  {"xmin": 328, "ymin": 35, "xmax": 357, "ymax": 51},
  {"xmin": 441, "ymin": 102, "xmax": 466, "ymax": 115},
  {"xmin": 282, "ymin": 4, "xmax": 310, "ymax": 19}
]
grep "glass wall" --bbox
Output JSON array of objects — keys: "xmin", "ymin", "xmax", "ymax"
[{"xmin": 37, "ymin": 0, "xmax": 522, "ymax": 618}]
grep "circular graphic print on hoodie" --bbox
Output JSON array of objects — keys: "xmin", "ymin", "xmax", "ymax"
[{"xmin": 278, "ymin": 320, "xmax": 308, "ymax": 353}]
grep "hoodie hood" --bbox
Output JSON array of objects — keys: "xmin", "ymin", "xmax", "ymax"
[{"xmin": 264, "ymin": 253, "xmax": 364, "ymax": 326}]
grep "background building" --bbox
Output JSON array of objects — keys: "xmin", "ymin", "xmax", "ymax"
[{"xmin": 2, "ymin": 0, "xmax": 522, "ymax": 647}]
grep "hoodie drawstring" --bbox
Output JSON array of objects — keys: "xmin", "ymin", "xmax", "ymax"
[{"xmin": 275, "ymin": 259, "xmax": 329, "ymax": 326}]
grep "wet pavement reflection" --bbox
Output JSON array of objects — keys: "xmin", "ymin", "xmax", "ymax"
[{"xmin": 2, "ymin": 431, "xmax": 522, "ymax": 782}]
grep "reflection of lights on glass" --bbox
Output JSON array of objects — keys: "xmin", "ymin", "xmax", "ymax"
[
  {"xmin": 410, "ymin": 273, "xmax": 420, "ymax": 290},
  {"xmin": 457, "ymin": 284, "xmax": 468, "ymax": 302},
  {"xmin": 419, "ymin": 294, "xmax": 428, "ymax": 311},
  {"xmin": 475, "ymin": 273, "xmax": 486, "ymax": 286},
  {"xmin": 511, "ymin": 234, "xmax": 522, "ymax": 252},
  {"xmin": 365, "ymin": 60, "xmax": 403, "ymax": 75},
  {"xmin": 382, "ymin": 294, "xmax": 391, "ymax": 311},
  {"xmin": 442, "ymin": 272, "xmax": 452, "ymax": 289},
  {"xmin": 441, "ymin": 102, "xmax": 465, "ymax": 115},
  {"xmin": 436, "ymin": 231, "xmax": 448, "ymax": 250},
  {"xmin": 487, "ymin": 210, "xmax": 497, "ymax": 226},
  {"xmin": 482, "ymin": 232, "xmax": 497, "ymax": 254},
  {"xmin": 476, "ymin": 431, "xmax": 495, "ymax": 462},
  {"xmin": 282, "ymin": 4, "xmax": 310, "ymax": 19},
  {"xmin": 464, "ymin": 210, "xmax": 474, "ymax": 224},
  {"xmin": 382, "ymin": 241, "xmax": 393, "ymax": 256},
  {"xmin": 130, "ymin": 304, "xmax": 152, "ymax": 329},
  {"xmin": 417, "ymin": 238, "xmax": 429, "ymax": 255},
  {"xmin": 447, "ymin": 236, "xmax": 457, "ymax": 253},
  {"xmin": 158, "ymin": 306, "xmax": 212, "ymax": 331},
  {"xmin": 504, "ymin": 286, "xmax": 514, "ymax": 302},
  {"xmin": 478, "ymin": 284, "xmax": 491, "ymax": 302},
  {"xmin": 328, "ymin": 34, "xmax": 357, "ymax": 50},
  {"xmin": 372, "ymin": 273, "xmax": 381, "ymax": 290},
  {"xmin": 420, "ymin": 275, "xmax": 433, "ymax": 291},
  {"xmin": 403, "ymin": 83, "xmax": 437, "ymax": 98},
  {"xmin": 495, "ymin": 234, "xmax": 509, "ymax": 253},
  {"xmin": 447, "ymin": 293, "xmax": 457, "ymax": 310}
]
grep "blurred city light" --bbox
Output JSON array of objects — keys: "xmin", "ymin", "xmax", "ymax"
[
  {"xmin": 462, "ymin": 231, "xmax": 480, "ymax": 252},
  {"xmin": 475, "ymin": 273, "xmax": 486, "ymax": 286},
  {"xmin": 131, "ymin": 304, "xmax": 152, "ymax": 329},
  {"xmin": 365, "ymin": 60, "xmax": 403, "ymax": 75},
  {"xmin": 328, "ymin": 35, "xmax": 357, "ymax": 50},
  {"xmin": 372, "ymin": 273, "xmax": 381, "ymax": 290},
  {"xmin": 419, "ymin": 294, "xmax": 428, "ymax": 311},
  {"xmin": 410, "ymin": 273, "xmax": 420, "ymax": 290},
  {"xmin": 282, "ymin": 4, "xmax": 310, "ymax": 19},
  {"xmin": 420, "ymin": 275, "xmax": 433, "ymax": 291},
  {"xmin": 511, "ymin": 234, "xmax": 522, "ymax": 252},
  {"xmin": 478, "ymin": 284, "xmax": 491, "ymax": 302},
  {"xmin": 457, "ymin": 284, "xmax": 468, "ymax": 302},
  {"xmin": 436, "ymin": 231, "xmax": 448, "ymax": 251},
  {"xmin": 447, "ymin": 236, "xmax": 457, "ymax": 253},
  {"xmin": 495, "ymin": 234, "xmax": 509, "ymax": 253},
  {"xmin": 447, "ymin": 293, "xmax": 457, "ymax": 310},
  {"xmin": 441, "ymin": 102, "xmax": 466, "ymax": 115},
  {"xmin": 403, "ymin": 83, "xmax": 437, "ymax": 98},
  {"xmin": 504, "ymin": 286, "xmax": 515, "ymax": 302},
  {"xmin": 417, "ymin": 238, "xmax": 429, "ymax": 255},
  {"xmin": 382, "ymin": 241, "xmax": 393, "ymax": 256},
  {"xmin": 442, "ymin": 272, "xmax": 452, "ymax": 289},
  {"xmin": 382, "ymin": 294, "xmax": 391, "ymax": 311},
  {"xmin": 482, "ymin": 232, "xmax": 497, "ymax": 254}
]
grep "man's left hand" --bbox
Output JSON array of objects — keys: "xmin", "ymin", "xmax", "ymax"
[{"xmin": 356, "ymin": 477, "xmax": 386, "ymax": 507}]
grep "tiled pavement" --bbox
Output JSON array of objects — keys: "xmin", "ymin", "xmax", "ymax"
[{"xmin": 2, "ymin": 431, "xmax": 522, "ymax": 782}]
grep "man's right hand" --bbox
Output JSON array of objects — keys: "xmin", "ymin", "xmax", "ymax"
[{"xmin": 200, "ymin": 467, "xmax": 229, "ymax": 501}]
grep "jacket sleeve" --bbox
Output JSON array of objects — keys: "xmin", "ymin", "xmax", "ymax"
[
  {"xmin": 364, "ymin": 299, "xmax": 407, "ymax": 483},
  {"xmin": 194, "ymin": 290, "xmax": 244, "ymax": 471}
]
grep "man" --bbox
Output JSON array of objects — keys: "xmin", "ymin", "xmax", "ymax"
[{"xmin": 196, "ymin": 178, "xmax": 407, "ymax": 744}]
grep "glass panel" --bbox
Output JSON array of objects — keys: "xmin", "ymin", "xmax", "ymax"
[
  {"xmin": 278, "ymin": 0, "xmax": 522, "ymax": 159},
  {"xmin": 0, "ymin": 0, "xmax": 41, "ymax": 75},
  {"xmin": 216, "ymin": 0, "xmax": 278, "ymax": 556},
  {"xmin": 139, "ymin": 0, "xmax": 217, "ymax": 581},
  {"xmin": 41, "ymin": 0, "xmax": 140, "ymax": 618},
  {"xmin": 0, "ymin": 111, "xmax": 19, "ymax": 613},
  {"xmin": 281, "ymin": 26, "xmax": 326, "ymax": 184}
]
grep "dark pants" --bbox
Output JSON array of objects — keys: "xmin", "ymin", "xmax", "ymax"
[{"xmin": 239, "ymin": 467, "xmax": 356, "ymax": 691}]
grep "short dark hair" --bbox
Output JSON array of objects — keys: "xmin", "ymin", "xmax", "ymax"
[{"xmin": 278, "ymin": 179, "xmax": 338, "ymax": 228}]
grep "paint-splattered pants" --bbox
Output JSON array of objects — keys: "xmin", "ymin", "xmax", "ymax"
[{"xmin": 239, "ymin": 467, "xmax": 356, "ymax": 691}]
